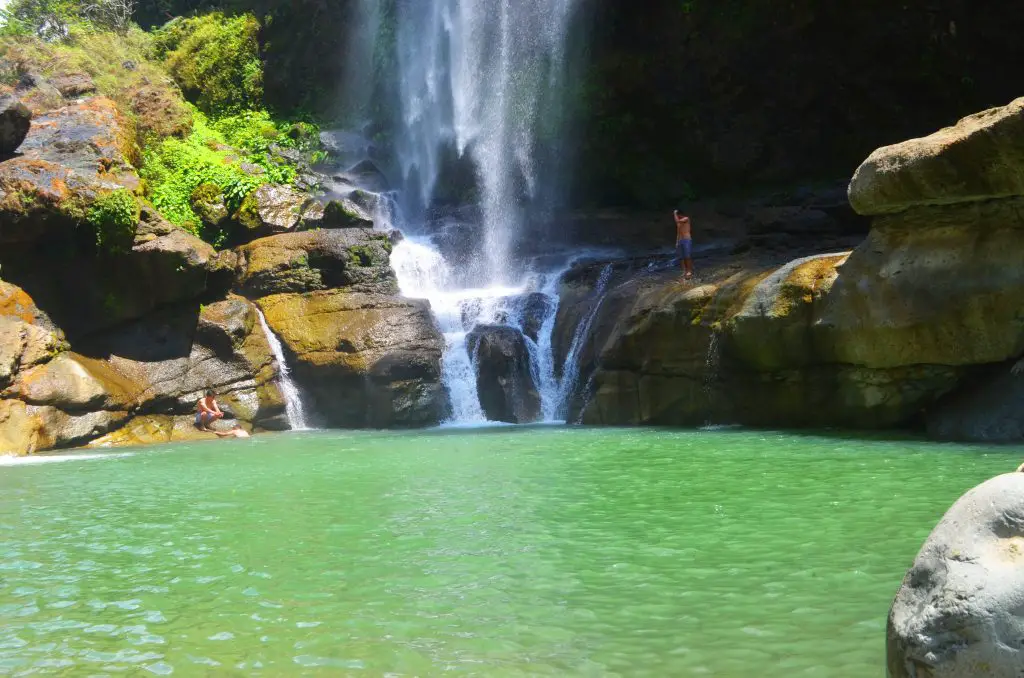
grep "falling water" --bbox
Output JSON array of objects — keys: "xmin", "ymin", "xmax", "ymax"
[
  {"xmin": 255, "ymin": 308, "xmax": 309, "ymax": 431},
  {"xmin": 702, "ymin": 330, "xmax": 722, "ymax": 427},
  {"xmin": 555, "ymin": 264, "xmax": 614, "ymax": 419},
  {"xmin": 394, "ymin": 0, "xmax": 580, "ymax": 281}
]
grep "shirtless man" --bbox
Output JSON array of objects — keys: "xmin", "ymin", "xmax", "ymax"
[
  {"xmin": 195, "ymin": 390, "xmax": 224, "ymax": 431},
  {"xmin": 674, "ymin": 209, "xmax": 694, "ymax": 280}
]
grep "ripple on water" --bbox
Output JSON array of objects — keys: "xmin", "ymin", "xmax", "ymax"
[{"xmin": 0, "ymin": 428, "xmax": 1018, "ymax": 676}]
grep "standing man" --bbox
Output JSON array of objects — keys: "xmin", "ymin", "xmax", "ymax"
[{"xmin": 674, "ymin": 209, "xmax": 694, "ymax": 280}]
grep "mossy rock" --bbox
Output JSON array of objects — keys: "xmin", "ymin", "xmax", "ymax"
[
  {"xmin": 189, "ymin": 182, "xmax": 229, "ymax": 227},
  {"xmin": 322, "ymin": 198, "xmax": 374, "ymax": 229}
]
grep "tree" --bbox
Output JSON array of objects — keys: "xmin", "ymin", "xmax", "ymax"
[{"xmin": 81, "ymin": 0, "xmax": 136, "ymax": 33}]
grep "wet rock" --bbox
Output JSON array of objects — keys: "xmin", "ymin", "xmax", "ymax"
[
  {"xmin": 466, "ymin": 325, "xmax": 541, "ymax": 424},
  {"xmin": 925, "ymin": 362, "xmax": 1024, "ymax": 442},
  {"xmin": 319, "ymin": 198, "xmax": 374, "ymax": 229},
  {"xmin": 232, "ymin": 229, "xmax": 398, "ymax": 297},
  {"xmin": 887, "ymin": 473, "xmax": 1024, "ymax": 677},
  {"xmin": 0, "ymin": 95, "xmax": 31, "ymax": 156},
  {"xmin": 258, "ymin": 290, "xmax": 447, "ymax": 428}
]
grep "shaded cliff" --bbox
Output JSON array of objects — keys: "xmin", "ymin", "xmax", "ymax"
[{"xmin": 557, "ymin": 96, "xmax": 1024, "ymax": 440}]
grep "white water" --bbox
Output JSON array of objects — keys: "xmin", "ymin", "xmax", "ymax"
[
  {"xmin": 555, "ymin": 264, "xmax": 614, "ymax": 420},
  {"xmin": 255, "ymin": 308, "xmax": 310, "ymax": 431},
  {"xmin": 394, "ymin": 0, "xmax": 579, "ymax": 281}
]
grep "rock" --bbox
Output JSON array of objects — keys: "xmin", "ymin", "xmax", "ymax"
[
  {"xmin": 14, "ymin": 72, "xmax": 62, "ymax": 114},
  {"xmin": 190, "ymin": 183, "xmax": 229, "ymax": 228},
  {"xmin": 258, "ymin": 290, "xmax": 447, "ymax": 428},
  {"xmin": 850, "ymin": 96, "xmax": 1024, "ymax": 216},
  {"xmin": 320, "ymin": 198, "xmax": 375, "ymax": 229},
  {"xmin": 816, "ymin": 197, "xmax": 1024, "ymax": 370},
  {"xmin": 0, "ymin": 204, "xmax": 225, "ymax": 338},
  {"xmin": 0, "ymin": 95, "xmax": 31, "ymax": 156},
  {"xmin": 130, "ymin": 84, "xmax": 193, "ymax": 139},
  {"xmin": 0, "ymin": 97, "xmax": 138, "ymax": 246},
  {"xmin": 925, "ymin": 362, "xmax": 1024, "ymax": 442},
  {"xmin": 0, "ymin": 282, "xmax": 66, "ymax": 391},
  {"xmin": 466, "ymin": 325, "xmax": 541, "ymax": 424},
  {"xmin": 87, "ymin": 414, "xmax": 252, "ymax": 448},
  {"xmin": 513, "ymin": 293, "xmax": 553, "ymax": 343},
  {"xmin": 234, "ymin": 184, "xmax": 323, "ymax": 238},
  {"xmin": 564, "ymin": 251, "xmax": 961, "ymax": 429},
  {"xmin": 887, "ymin": 473, "xmax": 1024, "ymax": 677},
  {"xmin": 232, "ymin": 229, "xmax": 399, "ymax": 297},
  {"xmin": 48, "ymin": 73, "xmax": 97, "ymax": 99}
]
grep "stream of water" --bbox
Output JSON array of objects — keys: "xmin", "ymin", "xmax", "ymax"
[
  {"xmin": 2, "ymin": 427, "xmax": 1018, "ymax": 676},
  {"xmin": 254, "ymin": 308, "xmax": 309, "ymax": 431}
]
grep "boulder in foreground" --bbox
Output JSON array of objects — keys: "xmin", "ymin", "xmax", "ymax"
[
  {"xmin": 0, "ymin": 95, "xmax": 31, "ymax": 156},
  {"xmin": 888, "ymin": 472, "xmax": 1024, "ymax": 677}
]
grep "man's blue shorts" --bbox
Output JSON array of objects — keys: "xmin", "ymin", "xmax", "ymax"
[{"xmin": 676, "ymin": 238, "xmax": 693, "ymax": 261}]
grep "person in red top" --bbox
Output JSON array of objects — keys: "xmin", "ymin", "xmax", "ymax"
[{"xmin": 674, "ymin": 209, "xmax": 694, "ymax": 280}]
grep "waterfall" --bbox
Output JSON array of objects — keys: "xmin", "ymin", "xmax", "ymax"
[
  {"xmin": 702, "ymin": 330, "xmax": 722, "ymax": 427},
  {"xmin": 555, "ymin": 264, "xmax": 614, "ymax": 419},
  {"xmin": 344, "ymin": 0, "xmax": 587, "ymax": 426},
  {"xmin": 255, "ymin": 308, "xmax": 309, "ymax": 431},
  {"xmin": 394, "ymin": 0, "xmax": 580, "ymax": 281}
]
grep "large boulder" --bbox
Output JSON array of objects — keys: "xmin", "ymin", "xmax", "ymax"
[
  {"xmin": 850, "ymin": 97, "xmax": 1024, "ymax": 215},
  {"xmin": 258, "ymin": 290, "xmax": 447, "ymax": 428},
  {"xmin": 0, "ymin": 97, "xmax": 138, "ymax": 245},
  {"xmin": 0, "ymin": 296, "xmax": 286, "ymax": 456},
  {"xmin": 467, "ymin": 325, "xmax": 541, "ymax": 424},
  {"xmin": 233, "ymin": 229, "xmax": 399, "ymax": 298},
  {"xmin": 0, "ymin": 95, "xmax": 31, "ymax": 156},
  {"xmin": 0, "ymin": 205, "xmax": 228, "ymax": 338},
  {"xmin": 887, "ymin": 473, "xmax": 1024, "ymax": 677},
  {"xmin": 234, "ymin": 184, "xmax": 324, "ymax": 238}
]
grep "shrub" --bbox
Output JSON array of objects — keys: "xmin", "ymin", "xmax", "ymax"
[
  {"xmin": 153, "ymin": 12, "xmax": 263, "ymax": 115},
  {"xmin": 140, "ymin": 106, "xmax": 309, "ymax": 244},
  {"xmin": 87, "ymin": 188, "xmax": 139, "ymax": 253}
]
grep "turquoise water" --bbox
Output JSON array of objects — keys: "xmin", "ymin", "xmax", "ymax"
[{"xmin": 0, "ymin": 427, "xmax": 1019, "ymax": 676}]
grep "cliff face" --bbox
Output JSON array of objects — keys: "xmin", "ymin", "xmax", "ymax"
[
  {"xmin": 0, "ymin": 40, "xmax": 448, "ymax": 456},
  {"xmin": 562, "ymin": 96, "xmax": 1024, "ymax": 440},
  {"xmin": 574, "ymin": 0, "xmax": 1024, "ymax": 207}
]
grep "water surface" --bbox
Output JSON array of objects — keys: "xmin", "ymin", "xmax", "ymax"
[{"xmin": 1, "ymin": 427, "xmax": 1019, "ymax": 676}]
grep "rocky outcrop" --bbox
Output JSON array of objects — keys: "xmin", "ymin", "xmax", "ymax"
[
  {"xmin": 467, "ymin": 325, "xmax": 541, "ymax": 424},
  {"xmin": 887, "ymin": 473, "xmax": 1024, "ymax": 677},
  {"xmin": 563, "ymin": 96, "xmax": 1024, "ymax": 437},
  {"xmin": 232, "ymin": 228, "xmax": 399, "ymax": 298},
  {"xmin": 234, "ymin": 184, "xmax": 324, "ymax": 238},
  {"xmin": 0, "ymin": 95, "xmax": 31, "ymax": 156},
  {"xmin": 258, "ymin": 290, "xmax": 447, "ymax": 428},
  {"xmin": 0, "ymin": 289, "xmax": 286, "ymax": 455},
  {"xmin": 0, "ymin": 97, "xmax": 137, "ymax": 245}
]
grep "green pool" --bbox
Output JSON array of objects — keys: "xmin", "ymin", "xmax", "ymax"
[{"xmin": 0, "ymin": 427, "xmax": 1018, "ymax": 676}]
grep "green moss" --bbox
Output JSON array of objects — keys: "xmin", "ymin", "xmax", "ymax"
[
  {"xmin": 347, "ymin": 245, "xmax": 375, "ymax": 267},
  {"xmin": 153, "ymin": 12, "xmax": 263, "ymax": 116},
  {"xmin": 87, "ymin": 189, "xmax": 139, "ymax": 253}
]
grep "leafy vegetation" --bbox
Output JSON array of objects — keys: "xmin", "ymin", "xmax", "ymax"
[
  {"xmin": 152, "ymin": 11, "xmax": 261, "ymax": 115},
  {"xmin": 87, "ymin": 189, "xmax": 140, "ymax": 253},
  {"xmin": 140, "ymin": 106, "xmax": 316, "ymax": 239}
]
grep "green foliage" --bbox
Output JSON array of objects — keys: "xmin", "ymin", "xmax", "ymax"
[
  {"xmin": 152, "ymin": 11, "xmax": 262, "ymax": 115},
  {"xmin": 0, "ymin": 0, "xmax": 80, "ymax": 40},
  {"xmin": 87, "ymin": 189, "xmax": 139, "ymax": 253},
  {"xmin": 140, "ymin": 106, "xmax": 311, "ymax": 242},
  {"xmin": 141, "ymin": 109, "xmax": 262, "ymax": 230}
]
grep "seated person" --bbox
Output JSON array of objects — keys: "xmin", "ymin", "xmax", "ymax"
[{"xmin": 195, "ymin": 390, "xmax": 224, "ymax": 431}]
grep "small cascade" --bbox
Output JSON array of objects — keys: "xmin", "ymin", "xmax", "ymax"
[
  {"xmin": 702, "ymin": 329, "xmax": 722, "ymax": 427},
  {"xmin": 555, "ymin": 264, "xmax": 614, "ymax": 419},
  {"xmin": 255, "ymin": 308, "xmax": 309, "ymax": 431}
]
